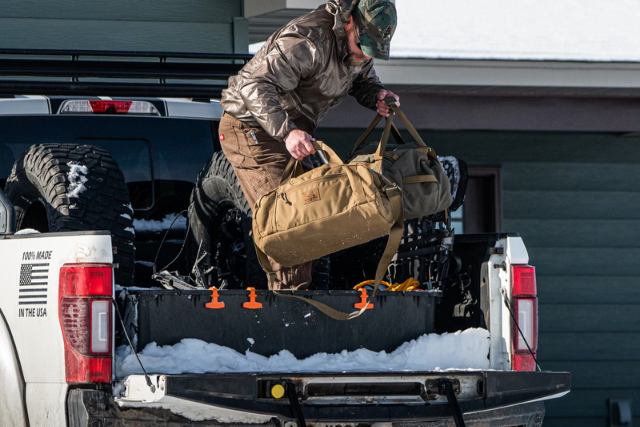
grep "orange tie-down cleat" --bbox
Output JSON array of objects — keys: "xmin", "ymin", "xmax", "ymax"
[
  {"xmin": 243, "ymin": 287, "xmax": 263, "ymax": 309},
  {"xmin": 354, "ymin": 288, "xmax": 374, "ymax": 310},
  {"xmin": 205, "ymin": 287, "xmax": 225, "ymax": 309}
]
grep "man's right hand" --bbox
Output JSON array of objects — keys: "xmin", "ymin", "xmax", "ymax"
[{"xmin": 285, "ymin": 129, "xmax": 316, "ymax": 160}]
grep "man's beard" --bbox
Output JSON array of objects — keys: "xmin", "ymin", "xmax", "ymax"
[{"xmin": 344, "ymin": 53, "xmax": 365, "ymax": 68}]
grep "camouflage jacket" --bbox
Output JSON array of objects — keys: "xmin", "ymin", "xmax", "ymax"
[{"xmin": 220, "ymin": 1, "xmax": 385, "ymax": 141}]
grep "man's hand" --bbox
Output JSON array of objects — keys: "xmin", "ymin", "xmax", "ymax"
[
  {"xmin": 376, "ymin": 90, "xmax": 400, "ymax": 117},
  {"xmin": 285, "ymin": 129, "xmax": 316, "ymax": 160}
]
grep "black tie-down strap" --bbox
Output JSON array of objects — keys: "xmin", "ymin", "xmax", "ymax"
[
  {"xmin": 440, "ymin": 379, "xmax": 467, "ymax": 427},
  {"xmin": 287, "ymin": 383, "xmax": 307, "ymax": 427}
]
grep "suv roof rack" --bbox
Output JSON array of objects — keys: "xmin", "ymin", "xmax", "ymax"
[{"xmin": 0, "ymin": 49, "xmax": 253, "ymax": 98}]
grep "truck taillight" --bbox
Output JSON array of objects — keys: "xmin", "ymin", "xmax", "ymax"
[
  {"xmin": 58, "ymin": 99, "xmax": 160, "ymax": 115},
  {"xmin": 511, "ymin": 265, "xmax": 538, "ymax": 371},
  {"xmin": 59, "ymin": 264, "xmax": 113, "ymax": 383}
]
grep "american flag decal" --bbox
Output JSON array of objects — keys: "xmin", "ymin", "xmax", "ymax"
[{"xmin": 18, "ymin": 263, "xmax": 49, "ymax": 305}]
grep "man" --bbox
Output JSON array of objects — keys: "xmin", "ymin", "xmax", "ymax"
[{"xmin": 219, "ymin": 0, "xmax": 399, "ymax": 290}]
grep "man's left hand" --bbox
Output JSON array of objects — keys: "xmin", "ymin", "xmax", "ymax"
[{"xmin": 376, "ymin": 90, "xmax": 400, "ymax": 117}]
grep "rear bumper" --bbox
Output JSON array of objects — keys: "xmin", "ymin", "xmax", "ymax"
[
  {"xmin": 69, "ymin": 391, "xmax": 545, "ymax": 427},
  {"xmin": 69, "ymin": 371, "xmax": 569, "ymax": 426}
]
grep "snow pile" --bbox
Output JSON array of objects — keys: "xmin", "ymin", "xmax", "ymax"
[
  {"xmin": 66, "ymin": 162, "xmax": 88, "ymax": 198},
  {"xmin": 133, "ymin": 213, "xmax": 187, "ymax": 233},
  {"xmin": 116, "ymin": 328, "xmax": 490, "ymax": 377}
]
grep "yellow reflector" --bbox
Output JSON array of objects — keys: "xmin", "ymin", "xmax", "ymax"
[{"xmin": 271, "ymin": 384, "xmax": 285, "ymax": 399}]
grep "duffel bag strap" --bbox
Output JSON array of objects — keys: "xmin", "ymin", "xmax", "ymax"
[
  {"xmin": 352, "ymin": 97, "xmax": 410, "ymax": 154},
  {"xmin": 403, "ymin": 175, "xmax": 438, "ymax": 184},
  {"xmin": 351, "ymin": 100, "xmax": 436, "ymax": 164},
  {"xmin": 391, "ymin": 123, "xmax": 407, "ymax": 145},
  {"xmin": 352, "ymin": 114, "xmax": 384, "ymax": 154},
  {"xmin": 352, "ymin": 116, "xmax": 406, "ymax": 155},
  {"xmin": 388, "ymin": 105, "xmax": 441, "ymax": 162},
  {"xmin": 279, "ymin": 140, "xmax": 343, "ymax": 185},
  {"xmin": 371, "ymin": 109, "xmax": 396, "ymax": 173},
  {"xmin": 255, "ymin": 186, "xmax": 404, "ymax": 321}
]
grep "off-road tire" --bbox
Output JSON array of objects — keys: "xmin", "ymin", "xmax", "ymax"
[
  {"xmin": 186, "ymin": 151, "xmax": 266, "ymax": 289},
  {"xmin": 5, "ymin": 144, "xmax": 135, "ymax": 286}
]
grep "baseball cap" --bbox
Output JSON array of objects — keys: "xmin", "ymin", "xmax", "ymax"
[{"xmin": 353, "ymin": 0, "xmax": 397, "ymax": 60}]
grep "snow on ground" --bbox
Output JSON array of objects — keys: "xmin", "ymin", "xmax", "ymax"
[
  {"xmin": 133, "ymin": 213, "xmax": 187, "ymax": 233},
  {"xmin": 115, "ymin": 328, "xmax": 490, "ymax": 377},
  {"xmin": 66, "ymin": 162, "xmax": 88, "ymax": 198},
  {"xmin": 250, "ymin": 0, "xmax": 640, "ymax": 62}
]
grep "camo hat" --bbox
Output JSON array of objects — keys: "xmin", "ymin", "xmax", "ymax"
[{"xmin": 353, "ymin": 0, "xmax": 397, "ymax": 60}]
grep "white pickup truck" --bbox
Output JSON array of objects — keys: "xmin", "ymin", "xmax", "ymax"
[
  {"xmin": 0, "ymin": 227, "xmax": 570, "ymax": 427},
  {"xmin": 0, "ymin": 49, "xmax": 569, "ymax": 427}
]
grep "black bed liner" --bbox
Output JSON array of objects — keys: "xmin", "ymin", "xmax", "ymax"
[{"xmin": 131, "ymin": 289, "xmax": 441, "ymax": 358}]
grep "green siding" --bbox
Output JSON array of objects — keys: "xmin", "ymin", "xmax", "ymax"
[
  {"xmin": 0, "ymin": 0, "xmax": 243, "ymax": 52},
  {"xmin": 536, "ymin": 276, "xmax": 640, "ymax": 304},
  {"xmin": 0, "ymin": 0, "xmax": 240, "ymax": 22},
  {"xmin": 539, "ymin": 333, "xmax": 640, "ymax": 360},
  {"xmin": 539, "ymin": 304, "xmax": 640, "ymax": 332},
  {"xmin": 439, "ymin": 131, "xmax": 640, "ymax": 426},
  {"xmin": 504, "ymin": 190, "xmax": 640, "ymax": 219},
  {"xmin": 503, "ymin": 220, "xmax": 640, "ymax": 248},
  {"xmin": 315, "ymin": 127, "xmax": 640, "ymax": 426},
  {"xmin": 544, "ymin": 418, "xmax": 640, "ymax": 427},
  {"xmin": 545, "ymin": 390, "xmax": 640, "ymax": 418}
]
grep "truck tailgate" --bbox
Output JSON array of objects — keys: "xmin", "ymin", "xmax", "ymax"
[{"xmin": 131, "ymin": 289, "xmax": 441, "ymax": 357}]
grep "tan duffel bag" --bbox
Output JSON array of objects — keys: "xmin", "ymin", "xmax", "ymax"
[
  {"xmin": 349, "ymin": 102, "xmax": 452, "ymax": 219},
  {"xmin": 252, "ymin": 141, "xmax": 404, "ymax": 320}
]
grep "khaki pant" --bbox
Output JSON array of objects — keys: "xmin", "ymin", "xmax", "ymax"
[{"xmin": 217, "ymin": 113, "xmax": 313, "ymax": 290}]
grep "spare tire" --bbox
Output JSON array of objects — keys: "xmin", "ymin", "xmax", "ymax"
[
  {"xmin": 5, "ymin": 144, "xmax": 135, "ymax": 286},
  {"xmin": 186, "ymin": 151, "xmax": 266, "ymax": 289}
]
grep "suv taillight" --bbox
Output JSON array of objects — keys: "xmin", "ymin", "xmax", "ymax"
[
  {"xmin": 59, "ymin": 264, "xmax": 113, "ymax": 383},
  {"xmin": 511, "ymin": 265, "xmax": 538, "ymax": 371}
]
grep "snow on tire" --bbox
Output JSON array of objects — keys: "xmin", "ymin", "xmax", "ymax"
[{"xmin": 5, "ymin": 143, "xmax": 135, "ymax": 286}]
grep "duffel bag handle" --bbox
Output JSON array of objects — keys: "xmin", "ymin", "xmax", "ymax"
[
  {"xmin": 279, "ymin": 140, "xmax": 343, "ymax": 185},
  {"xmin": 351, "ymin": 102, "xmax": 432, "ymax": 159}
]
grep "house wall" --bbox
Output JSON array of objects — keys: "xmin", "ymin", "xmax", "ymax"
[
  {"xmin": 316, "ymin": 121, "xmax": 640, "ymax": 427},
  {"xmin": 0, "ymin": 0, "xmax": 246, "ymax": 53}
]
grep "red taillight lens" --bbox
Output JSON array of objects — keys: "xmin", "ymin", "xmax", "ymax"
[
  {"xmin": 59, "ymin": 264, "xmax": 113, "ymax": 383},
  {"xmin": 511, "ymin": 265, "xmax": 538, "ymax": 371},
  {"xmin": 512, "ymin": 265, "xmax": 536, "ymax": 296},
  {"xmin": 89, "ymin": 100, "xmax": 131, "ymax": 114}
]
